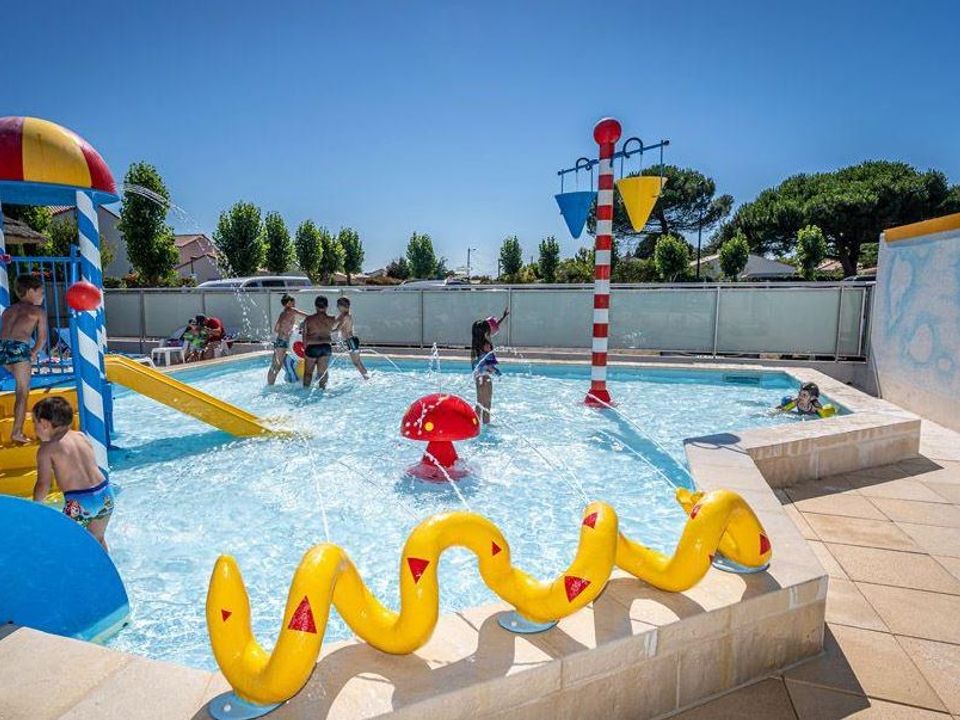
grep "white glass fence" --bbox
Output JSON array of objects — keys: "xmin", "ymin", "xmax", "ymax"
[{"xmin": 104, "ymin": 282, "xmax": 872, "ymax": 358}]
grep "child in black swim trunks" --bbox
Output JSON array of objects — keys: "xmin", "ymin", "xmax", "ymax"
[
  {"xmin": 1, "ymin": 274, "xmax": 48, "ymax": 443},
  {"xmin": 334, "ymin": 297, "xmax": 368, "ymax": 379},
  {"xmin": 302, "ymin": 296, "xmax": 337, "ymax": 388}
]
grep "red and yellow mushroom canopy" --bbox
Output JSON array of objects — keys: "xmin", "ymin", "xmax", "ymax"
[
  {"xmin": 0, "ymin": 117, "xmax": 118, "ymax": 205},
  {"xmin": 401, "ymin": 393, "xmax": 480, "ymax": 442}
]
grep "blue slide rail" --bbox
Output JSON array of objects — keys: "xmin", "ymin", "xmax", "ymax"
[{"xmin": 0, "ymin": 495, "xmax": 128, "ymax": 642}]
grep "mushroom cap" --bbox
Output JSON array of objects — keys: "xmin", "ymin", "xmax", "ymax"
[{"xmin": 400, "ymin": 393, "xmax": 480, "ymax": 442}]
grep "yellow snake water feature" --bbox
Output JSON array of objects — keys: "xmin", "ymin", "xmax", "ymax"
[{"xmin": 206, "ymin": 487, "xmax": 772, "ymax": 706}]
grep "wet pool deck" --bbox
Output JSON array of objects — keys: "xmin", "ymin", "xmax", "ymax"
[{"xmin": 2, "ymin": 360, "xmax": 954, "ymax": 719}]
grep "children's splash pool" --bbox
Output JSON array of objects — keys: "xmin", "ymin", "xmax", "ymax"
[{"xmin": 104, "ymin": 355, "xmax": 825, "ymax": 669}]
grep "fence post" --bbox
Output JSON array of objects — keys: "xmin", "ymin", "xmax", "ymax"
[
  {"xmin": 139, "ymin": 289, "xmax": 146, "ymax": 355},
  {"xmin": 506, "ymin": 286, "xmax": 513, "ymax": 347},
  {"xmin": 419, "ymin": 290, "xmax": 425, "ymax": 348},
  {"xmin": 201, "ymin": 288, "xmax": 207, "ymax": 316},
  {"xmin": 834, "ymin": 284, "xmax": 845, "ymax": 359},
  {"xmin": 712, "ymin": 285, "xmax": 721, "ymax": 357}
]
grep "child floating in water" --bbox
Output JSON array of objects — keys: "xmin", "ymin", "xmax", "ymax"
[
  {"xmin": 267, "ymin": 294, "xmax": 308, "ymax": 385},
  {"xmin": 334, "ymin": 297, "xmax": 369, "ymax": 379},
  {"xmin": 471, "ymin": 308, "xmax": 509, "ymax": 424},
  {"xmin": 777, "ymin": 382, "xmax": 836, "ymax": 418},
  {"xmin": 32, "ymin": 397, "xmax": 115, "ymax": 550},
  {"xmin": 0, "ymin": 274, "xmax": 47, "ymax": 443}
]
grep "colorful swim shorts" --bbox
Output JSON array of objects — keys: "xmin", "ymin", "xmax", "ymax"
[
  {"xmin": 273, "ymin": 336, "xmax": 290, "ymax": 350},
  {"xmin": 345, "ymin": 336, "xmax": 361, "ymax": 353},
  {"xmin": 0, "ymin": 339, "xmax": 31, "ymax": 366},
  {"xmin": 63, "ymin": 480, "xmax": 115, "ymax": 528}
]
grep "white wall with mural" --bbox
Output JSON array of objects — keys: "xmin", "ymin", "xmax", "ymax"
[{"xmin": 871, "ymin": 215, "xmax": 960, "ymax": 432}]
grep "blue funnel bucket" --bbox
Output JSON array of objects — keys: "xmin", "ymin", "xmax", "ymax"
[{"xmin": 555, "ymin": 191, "xmax": 596, "ymax": 239}]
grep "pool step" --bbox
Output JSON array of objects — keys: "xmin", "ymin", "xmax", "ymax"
[{"xmin": 0, "ymin": 387, "xmax": 78, "ymax": 420}]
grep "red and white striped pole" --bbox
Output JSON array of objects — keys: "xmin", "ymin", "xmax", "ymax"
[{"xmin": 585, "ymin": 117, "xmax": 621, "ymax": 407}]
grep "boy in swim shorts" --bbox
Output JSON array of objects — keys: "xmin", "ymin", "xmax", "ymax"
[
  {"xmin": 334, "ymin": 297, "xmax": 368, "ymax": 379},
  {"xmin": 32, "ymin": 396, "xmax": 115, "ymax": 550},
  {"xmin": 302, "ymin": 296, "xmax": 337, "ymax": 388},
  {"xmin": 0, "ymin": 274, "xmax": 47, "ymax": 443},
  {"xmin": 267, "ymin": 294, "xmax": 308, "ymax": 385}
]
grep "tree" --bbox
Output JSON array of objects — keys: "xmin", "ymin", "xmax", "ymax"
[
  {"xmin": 315, "ymin": 227, "xmax": 343, "ymax": 284},
  {"xmin": 5, "ymin": 205, "xmax": 51, "ymax": 233},
  {"xmin": 294, "ymin": 220, "xmax": 323, "ymax": 283},
  {"xmin": 795, "ymin": 224, "xmax": 828, "ymax": 280},
  {"xmin": 338, "ymin": 227, "xmax": 364, "ymax": 284},
  {"xmin": 117, "ymin": 162, "xmax": 179, "ymax": 286},
  {"xmin": 406, "ymin": 232, "xmax": 439, "ymax": 279},
  {"xmin": 653, "ymin": 235, "xmax": 690, "ymax": 282},
  {"xmin": 538, "ymin": 236, "xmax": 561, "ymax": 283},
  {"xmin": 263, "ymin": 212, "xmax": 293, "ymax": 274},
  {"xmin": 499, "ymin": 236, "xmax": 523, "ymax": 279},
  {"xmin": 386, "ymin": 256, "xmax": 410, "ymax": 280},
  {"xmin": 718, "ymin": 232, "xmax": 750, "ymax": 280},
  {"xmin": 612, "ymin": 257, "xmax": 658, "ymax": 283},
  {"xmin": 517, "ymin": 263, "xmax": 540, "ymax": 283},
  {"xmin": 716, "ymin": 161, "xmax": 959, "ymax": 276},
  {"xmin": 587, "ymin": 165, "xmax": 733, "ymax": 257},
  {"xmin": 213, "ymin": 201, "xmax": 265, "ymax": 278}
]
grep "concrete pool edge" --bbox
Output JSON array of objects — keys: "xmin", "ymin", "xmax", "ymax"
[{"xmin": 2, "ymin": 359, "xmax": 923, "ymax": 719}]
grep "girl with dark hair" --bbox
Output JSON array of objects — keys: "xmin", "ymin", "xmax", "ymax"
[{"xmin": 470, "ymin": 308, "xmax": 509, "ymax": 424}]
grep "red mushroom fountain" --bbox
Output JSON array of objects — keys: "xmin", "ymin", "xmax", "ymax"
[{"xmin": 400, "ymin": 393, "xmax": 480, "ymax": 481}]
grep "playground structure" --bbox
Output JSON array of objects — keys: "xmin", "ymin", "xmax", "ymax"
[
  {"xmin": 206, "ymin": 487, "xmax": 772, "ymax": 714},
  {"xmin": 0, "ymin": 117, "xmax": 274, "ymax": 641},
  {"xmin": 554, "ymin": 117, "xmax": 669, "ymax": 406}
]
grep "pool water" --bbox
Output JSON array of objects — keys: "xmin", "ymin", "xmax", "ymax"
[{"xmin": 104, "ymin": 354, "xmax": 813, "ymax": 669}]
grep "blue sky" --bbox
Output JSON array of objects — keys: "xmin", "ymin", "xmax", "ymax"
[{"xmin": 3, "ymin": 0, "xmax": 959, "ymax": 275}]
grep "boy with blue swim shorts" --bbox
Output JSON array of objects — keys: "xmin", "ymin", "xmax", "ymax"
[
  {"xmin": 32, "ymin": 397, "xmax": 115, "ymax": 550},
  {"xmin": 0, "ymin": 274, "xmax": 47, "ymax": 443}
]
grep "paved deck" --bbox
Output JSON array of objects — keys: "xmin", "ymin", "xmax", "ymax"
[{"xmin": 673, "ymin": 418, "xmax": 960, "ymax": 720}]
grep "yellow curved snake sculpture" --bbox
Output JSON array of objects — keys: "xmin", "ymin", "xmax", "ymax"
[{"xmin": 206, "ymin": 488, "xmax": 771, "ymax": 707}]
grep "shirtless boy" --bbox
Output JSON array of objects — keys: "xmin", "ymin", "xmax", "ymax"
[
  {"xmin": 334, "ymin": 297, "xmax": 368, "ymax": 379},
  {"xmin": 302, "ymin": 296, "xmax": 337, "ymax": 388},
  {"xmin": 267, "ymin": 294, "xmax": 308, "ymax": 385},
  {"xmin": 1, "ymin": 274, "xmax": 47, "ymax": 443},
  {"xmin": 32, "ymin": 396, "xmax": 114, "ymax": 550}
]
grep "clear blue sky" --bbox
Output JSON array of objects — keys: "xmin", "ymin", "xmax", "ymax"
[{"xmin": 4, "ymin": 0, "xmax": 959, "ymax": 275}]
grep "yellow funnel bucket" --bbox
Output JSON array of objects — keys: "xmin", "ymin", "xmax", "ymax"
[{"xmin": 616, "ymin": 176, "xmax": 666, "ymax": 231}]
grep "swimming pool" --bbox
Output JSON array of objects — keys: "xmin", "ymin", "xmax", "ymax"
[{"xmin": 104, "ymin": 354, "xmax": 824, "ymax": 669}]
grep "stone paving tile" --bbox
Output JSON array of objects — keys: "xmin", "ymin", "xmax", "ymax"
[
  {"xmin": 856, "ymin": 583, "xmax": 960, "ymax": 645},
  {"xmin": 826, "ymin": 544, "xmax": 960, "ymax": 595},
  {"xmin": 895, "ymin": 522, "xmax": 960, "ymax": 558},
  {"xmin": 783, "ymin": 502, "xmax": 819, "ymax": 540},
  {"xmin": 786, "ymin": 681, "xmax": 952, "ymax": 719},
  {"xmin": 808, "ymin": 540, "xmax": 848, "ymax": 579},
  {"xmin": 784, "ymin": 625, "xmax": 946, "ymax": 711},
  {"xmin": 923, "ymin": 483, "xmax": 960, "ymax": 504},
  {"xmin": 803, "ymin": 513, "xmax": 920, "ymax": 552},
  {"xmin": 669, "ymin": 678, "xmax": 797, "ymax": 720},
  {"xmin": 897, "ymin": 460, "xmax": 960, "ymax": 485},
  {"xmin": 868, "ymin": 497, "xmax": 960, "ymax": 527},
  {"xmin": 787, "ymin": 491, "xmax": 888, "ymax": 520},
  {"xmin": 934, "ymin": 556, "xmax": 960, "ymax": 582},
  {"xmin": 896, "ymin": 637, "xmax": 960, "ymax": 716},
  {"xmin": 825, "ymin": 578, "xmax": 888, "ymax": 631},
  {"xmin": 848, "ymin": 478, "xmax": 951, "ymax": 504}
]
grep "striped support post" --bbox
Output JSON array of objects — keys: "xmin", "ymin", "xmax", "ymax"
[
  {"xmin": 0, "ymin": 195, "xmax": 9, "ymax": 314},
  {"xmin": 75, "ymin": 190, "xmax": 110, "ymax": 477},
  {"xmin": 585, "ymin": 117, "xmax": 621, "ymax": 407}
]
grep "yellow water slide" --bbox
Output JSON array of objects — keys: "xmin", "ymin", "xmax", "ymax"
[
  {"xmin": 0, "ymin": 357, "xmax": 273, "ymax": 498},
  {"xmin": 103, "ymin": 355, "xmax": 273, "ymax": 437}
]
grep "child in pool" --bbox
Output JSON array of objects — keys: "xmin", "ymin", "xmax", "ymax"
[
  {"xmin": 302, "ymin": 296, "xmax": 337, "ymax": 388},
  {"xmin": 267, "ymin": 294, "xmax": 308, "ymax": 385},
  {"xmin": 777, "ymin": 382, "xmax": 825, "ymax": 416},
  {"xmin": 32, "ymin": 397, "xmax": 115, "ymax": 550},
  {"xmin": 334, "ymin": 297, "xmax": 369, "ymax": 379},
  {"xmin": 0, "ymin": 274, "xmax": 47, "ymax": 443},
  {"xmin": 470, "ymin": 308, "xmax": 509, "ymax": 424}
]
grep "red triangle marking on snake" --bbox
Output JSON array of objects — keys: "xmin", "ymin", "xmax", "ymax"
[
  {"xmin": 564, "ymin": 575, "xmax": 591, "ymax": 602},
  {"xmin": 759, "ymin": 533, "xmax": 771, "ymax": 555},
  {"xmin": 690, "ymin": 504, "xmax": 701, "ymax": 519},
  {"xmin": 407, "ymin": 557, "xmax": 430, "ymax": 583},
  {"xmin": 582, "ymin": 512, "xmax": 598, "ymax": 528},
  {"xmin": 287, "ymin": 596, "xmax": 317, "ymax": 633},
  {"xmin": 221, "ymin": 609, "xmax": 232, "ymax": 622},
  {"xmin": 491, "ymin": 541, "xmax": 502, "ymax": 556}
]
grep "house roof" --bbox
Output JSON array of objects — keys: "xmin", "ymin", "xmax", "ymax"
[
  {"xmin": 694, "ymin": 253, "xmax": 796, "ymax": 278},
  {"xmin": 2, "ymin": 214, "xmax": 47, "ymax": 244},
  {"xmin": 175, "ymin": 252, "xmax": 218, "ymax": 270},
  {"xmin": 174, "ymin": 233, "xmax": 210, "ymax": 248},
  {"xmin": 49, "ymin": 204, "xmax": 120, "ymax": 219}
]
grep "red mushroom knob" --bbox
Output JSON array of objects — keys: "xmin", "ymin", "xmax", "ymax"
[
  {"xmin": 400, "ymin": 393, "xmax": 480, "ymax": 481},
  {"xmin": 66, "ymin": 280, "xmax": 102, "ymax": 312}
]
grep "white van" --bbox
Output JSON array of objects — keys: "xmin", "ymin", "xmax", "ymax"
[{"xmin": 198, "ymin": 276, "xmax": 312, "ymax": 290}]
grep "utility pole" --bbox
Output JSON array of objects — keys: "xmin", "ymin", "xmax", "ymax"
[{"xmin": 466, "ymin": 247, "xmax": 477, "ymax": 282}]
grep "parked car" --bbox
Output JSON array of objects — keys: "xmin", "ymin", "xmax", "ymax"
[
  {"xmin": 198, "ymin": 276, "xmax": 312, "ymax": 290},
  {"xmin": 396, "ymin": 278, "xmax": 470, "ymax": 290}
]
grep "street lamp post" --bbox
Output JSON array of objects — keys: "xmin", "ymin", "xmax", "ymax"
[
  {"xmin": 466, "ymin": 247, "xmax": 477, "ymax": 282},
  {"xmin": 696, "ymin": 207, "xmax": 703, "ymax": 280}
]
